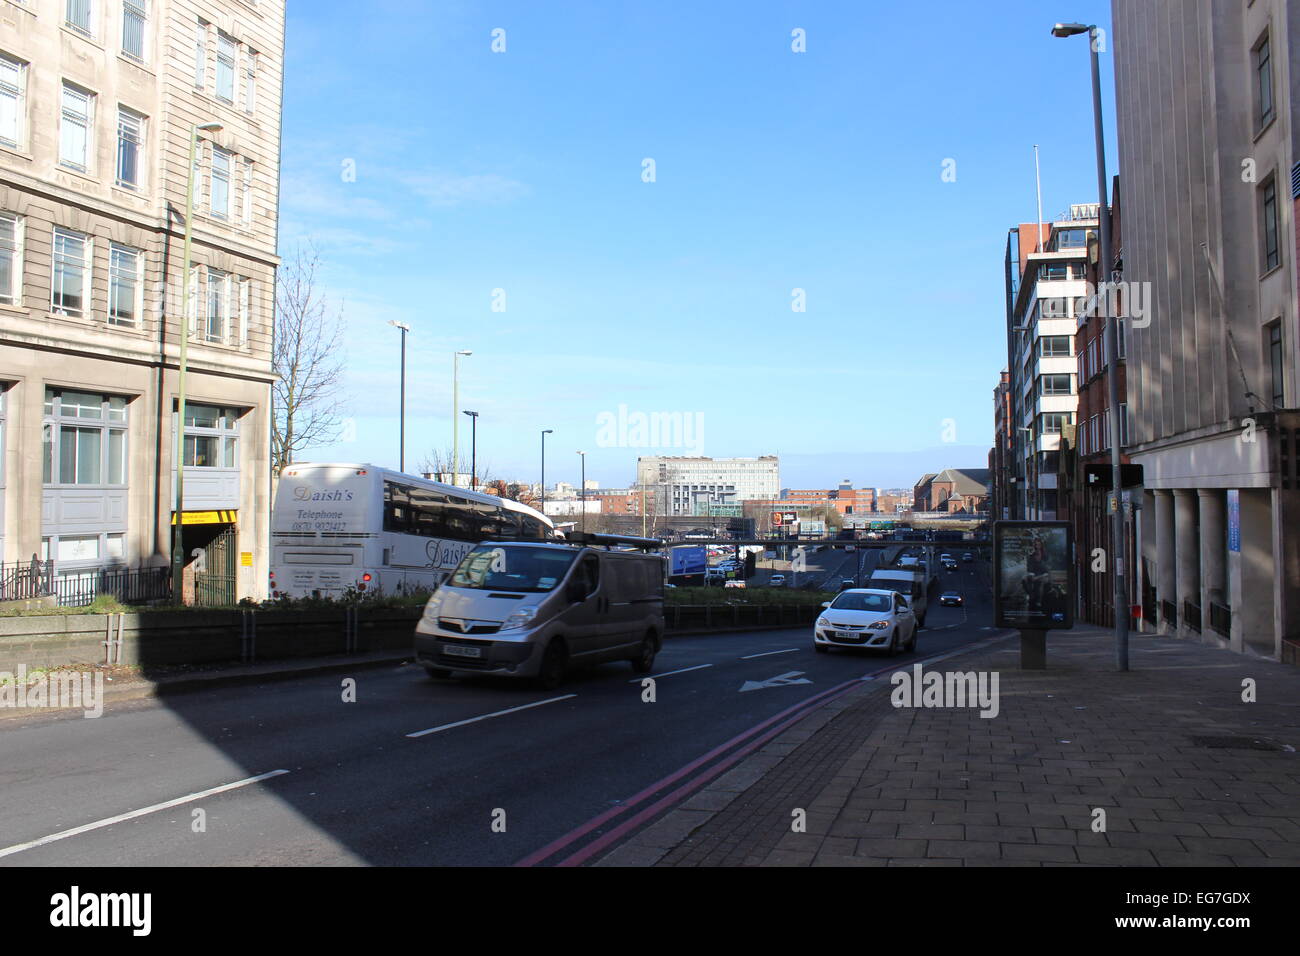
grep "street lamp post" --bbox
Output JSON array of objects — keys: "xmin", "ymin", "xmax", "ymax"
[
  {"xmin": 540, "ymin": 429, "xmax": 553, "ymax": 512},
  {"xmin": 172, "ymin": 121, "xmax": 222, "ymax": 605},
  {"xmin": 1053, "ymin": 20, "xmax": 1129, "ymax": 671},
  {"xmin": 388, "ymin": 320, "xmax": 410, "ymax": 471},
  {"xmin": 463, "ymin": 410, "xmax": 479, "ymax": 489},
  {"xmin": 451, "ymin": 349, "xmax": 472, "ymax": 485},
  {"xmin": 577, "ymin": 450, "xmax": 586, "ymax": 533}
]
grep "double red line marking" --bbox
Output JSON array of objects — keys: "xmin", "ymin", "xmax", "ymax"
[{"xmin": 515, "ymin": 654, "xmax": 930, "ymax": 868}]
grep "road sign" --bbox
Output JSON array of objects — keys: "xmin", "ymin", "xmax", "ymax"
[{"xmin": 740, "ymin": 670, "xmax": 812, "ymax": 692}]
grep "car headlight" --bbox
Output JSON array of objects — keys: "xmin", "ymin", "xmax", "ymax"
[
  {"xmin": 868, "ymin": 621, "xmax": 892, "ymax": 630},
  {"xmin": 501, "ymin": 606, "xmax": 539, "ymax": 630},
  {"xmin": 421, "ymin": 594, "xmax": 444, "ymax": 620},
  {"xmin": 815, "ymin": 616, "xmax": 828, "ymax": 628}
]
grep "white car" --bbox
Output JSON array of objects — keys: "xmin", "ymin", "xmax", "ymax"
[
  {"xmin": 769, "ymin": 573, "xmax": 786, "ymax": 586},
  {"xmin": 814, "ymin": 588, "xmax": 917, "ymax": 655}
]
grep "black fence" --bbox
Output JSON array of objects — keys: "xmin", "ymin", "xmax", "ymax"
[
  {"xmin": 0, "ymin": 559, "xmax": 55, "ymax": 602},
  {"xmin": 1161, "ymin": 599, "xmax": 1178, "ymax": 628},
  {"xmin": 1209, "ymin": 601, "xmax": 1232, "ymax": 637},
  {"xmin": 0, "ymin": 560, "xmax": 172, "ymax": 608},
  {"xmin": 1184, "ymin": 600, "xmax": 1201, "ymax": 633}
]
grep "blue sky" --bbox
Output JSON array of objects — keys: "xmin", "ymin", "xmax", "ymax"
[{"xmin": 279, "ymin": 0, "xmax": 1116, "ymax": 490}]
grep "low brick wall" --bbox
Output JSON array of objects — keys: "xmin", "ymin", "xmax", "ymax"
[{"xmin": 0, "ymin": 603, "xmax": 822, "ymax": 673}]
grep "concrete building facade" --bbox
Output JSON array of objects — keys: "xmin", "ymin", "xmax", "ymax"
[
  {"xmin": 635, "ymin": 455, "xmax": 779, "ymax": 517},
  {"xmin": 0, "ymin": 0, "xmax": 284, "ymax": 601},
  {"xmin": 1113, "ymin": 0, "xmax": 1299, "ymax": 659}
]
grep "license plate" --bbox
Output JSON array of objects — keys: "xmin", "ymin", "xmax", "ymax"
[{"xmin": 443, "ymin": 644, "xmax": 483, "ymax": 659}]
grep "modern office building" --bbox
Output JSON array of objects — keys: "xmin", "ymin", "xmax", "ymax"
[
  {"xmin": 1113, "ymin": 0, "xmax": 1298, "ymax": 659},
  {"xmin": 635, "ymin": 455, "xmax": 779, "ymax": 517},
  {"xmin": 0, "ymin": 0, "xmax": 284, "ymax": 602},
  {"xmin": 989, "ymin": 371, "xmax": 1013, "ymax": 520},
  {"xmin": 1002, "ymin": 206, "xmax": 1097, "ymax": 520}
]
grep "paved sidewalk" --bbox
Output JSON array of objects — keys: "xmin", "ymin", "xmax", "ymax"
[{"xmin": 598, "ymin": 629, "xmax": 1300, "ymax": 866}]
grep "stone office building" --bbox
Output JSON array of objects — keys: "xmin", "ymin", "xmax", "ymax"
[{"xmin": 0, "ymin": 0, "xmax": 284, "ymax": 601}]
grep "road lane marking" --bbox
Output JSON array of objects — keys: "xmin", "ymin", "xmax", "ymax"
[
  {"xmin": 740, "ymin": 670, "xmax": 812, "ymax": 692},
  {"xmin": 627, "ymin": 664, "xmax": 711, "ymax": 683},
  {"xmin": 407, "ymin": 694, "xmax": 576, "ymax": 737},
  {"xmin": 740, "ymin": 648, "xmax": 799, "ymax": 660},
  {"xmin": 0, "ymin": 769, "xmax": 290, "ymax": 860}
]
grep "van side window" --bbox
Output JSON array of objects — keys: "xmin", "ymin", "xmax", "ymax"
[{"xmin": 577, "ymin": 555, "xmax": 600, "ymax": 596}]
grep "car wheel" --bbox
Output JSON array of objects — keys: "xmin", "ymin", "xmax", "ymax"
[
  {"xmin": 906, "ymin": 623, "xmax": 918, "ymax": 652},
  {"xmin": 423, "ymin": 665, "xmax": 452, "ymax": 679},
  {"xmin": 537, "ymin": 640, "xmax": 568, "ymax": 690},
  {"xmin": 886, "ymin": 630, "xmax": 899, "ymax": 656},
  {"xmin": 630, "ymin": 633, "xmax": 657, "ymax": 674}
]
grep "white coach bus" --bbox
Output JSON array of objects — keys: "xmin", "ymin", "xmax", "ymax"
[{"xmin": 269, "ymin": 463, "xmax": 554, "ymax": 599}]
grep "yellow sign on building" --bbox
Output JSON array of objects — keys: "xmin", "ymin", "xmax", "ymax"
[{"xmin": 170, "ymin": 510, "xmax": 238, "ymax": 525}]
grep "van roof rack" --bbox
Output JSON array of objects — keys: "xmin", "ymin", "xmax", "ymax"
[{"xmin": 563, "ymin": 532, "xmax": 664, "ymax": 551}]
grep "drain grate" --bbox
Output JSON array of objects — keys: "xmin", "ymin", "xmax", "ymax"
[{"xmin": 1190, "ymin": 735, "xmax": 1295, "ymax": 752}]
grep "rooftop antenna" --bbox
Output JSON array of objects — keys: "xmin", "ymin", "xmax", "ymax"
[{"xmin": 1034, "ymin": 145, "xmax": 1045, "ymax": 252}]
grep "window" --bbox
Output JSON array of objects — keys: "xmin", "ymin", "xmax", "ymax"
[
  {"xmin": 42, "ymin": 388, "xmax": 128, "ymax": 486},
  {"xmin": 205, "ymin": 268, "xmax": 229, "ymax": 342},
  {"xmin": 210, "ymin": 147, "xmax": 231, "ymax": 218},
  {"xmin": 1040, "ymin": 297, "xmax": 1069, "ymax": 318},
  {"xmin": 181, "ymin": 404, "xmax": 240, "ymax": 468},
  {"xmin": 241, "ymin": 159, "xmax": 253, "ymax": 223},
  {"xmin": 0, "ymin": 212, "xmax": 19, "ymax": 305},
  {"xmin": 1268, "ymin": 321, "xmax": 1284, "ymax": 409},
  {"xmin": 1119, "ymin": 403, "xmax": 1130, "ymax": 447},
  {"xmin": 115, "ymin": 106, "xmax": 144, "ymax": 189},
  {"xmin": 122, "ymin": 0, "xmax": 146, "ymax": 61},
  {"xmin": 216, "ymin": 33, "xmax": 236, "ymax": 103},
  {"xmin": 1100, "ymin": 409, "xmax": 1111, "ymax": 450},
  {"xmin": 108, "ymin": 243, "xmax": 142, "ymax": 326},
  {"xmin": 194, "ymin": 20, "xmax": 208, "ymax": 89},
  {"xmin": 1041, "ymin": 335, "xmax": 1071, "ymax": 357},
  {"xmin": 1055, "ymin": 228, "xmax": 1088, "ymax": 250},
  {"xmin": 1116, "ymin": 318, "xmax": 1127, "ymax": 359},
  {"xmin": 1090, "ymin": 336, "xmax": 1101, "ymax": 376},
  {"xmin": 66, "ymin": 0, "xmax": 92, "ymax": 36},
  {"xmin": 243, "ymin": 50, "xmax": 257, "ymax": 114},
  {"xmin": 51, "ymin": 228, "xmax": 89, "ymax": 317},
  {"xmin": 1260, "ymin": 176, "xmax": 1279, "ymax": 273},
  {"xmin": 1254, "ymin": 33, "xmax": 1274, "ymax": 130},
  {"xmin": 59, "ymin": 83, "xmax": 94, "ymax": 172},
  {"xmin": 236, "ymin": 277, "xmax": 250, "ymax": 346},
  {"xmin": 1041, "ymin": 262, "xmax": 1068, "ymax": 281},
  {"xmin": 0, "ymin": 53, "xmax": 26, "ymax": 149},
  {"xmin": 1040, "ymin": 374, "xmax": 1073, "ymax": 396},
  {"xmin": 1040, "ymin": 412, "xmax": 1071, "ymax": 434}
]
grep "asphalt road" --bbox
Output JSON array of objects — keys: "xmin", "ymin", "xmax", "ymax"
[{"xmin": 0, "ymin": 561, "xmax": 998, "ymax": 867}]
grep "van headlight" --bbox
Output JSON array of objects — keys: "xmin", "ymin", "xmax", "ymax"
[{"xmin": 501, "ymin": 606, "xmax": 538, "ymax": 630}]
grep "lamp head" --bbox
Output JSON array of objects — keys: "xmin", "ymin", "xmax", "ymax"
[{"xmin": 1051, "ymin": 22, "xmax": 1091, "ymax": 37}]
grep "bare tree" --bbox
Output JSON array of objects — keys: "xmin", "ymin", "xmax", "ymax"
[
  {"xmin": 418, "ymin": 447, "xmax": 492, "ymax": 489},
  {"xmin": 483, "ymin": 478, "xmax": 539, "ymax": 508},
  {"xmin": 272, "ymin": 245, "xmax": 347, "ymax": 476}
]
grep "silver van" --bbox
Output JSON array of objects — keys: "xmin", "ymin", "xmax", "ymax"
[{"xmin": 414, "ymin": 538, "xmax": 666, "ymax": 689}]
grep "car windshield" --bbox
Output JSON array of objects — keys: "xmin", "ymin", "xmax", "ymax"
[
  {"xmin": 448, "ymin": 545, "xmax": 577, "ymax": 593},
  {"xmin": 831, "ymin": 592, "xmax": 891, "ymax": 612}
]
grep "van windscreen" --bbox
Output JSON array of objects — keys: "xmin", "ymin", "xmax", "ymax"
[{"xmin": 449, "ymin": 545, "xmax": 578, "ymax": 593}]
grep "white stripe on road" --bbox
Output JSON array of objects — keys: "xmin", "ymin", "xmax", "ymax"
[
  {"xmin": 408, "ymin": 694, "xmax": 576, "ymax": 738},
  {"xmin": 627, "ymin": 664, "xmax": 712, "ymax": 682},
  {"xmin": 0, "ymin": 769, "xmax": 290, "ymax": 860},
  {"xmin": 740, "ymin": 648, "xmax": 800, "ymax": 660}
]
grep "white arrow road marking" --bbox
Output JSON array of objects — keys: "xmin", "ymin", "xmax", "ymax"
[
  {"xmin": 0, "ymin": 769, "xmax": 290, "ymax": 859},
  {"xmin": 740, "ymin": 670, "xmax": 813, "ymax": 692}
]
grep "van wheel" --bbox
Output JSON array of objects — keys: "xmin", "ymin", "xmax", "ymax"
[
  {"xmin": 631, "ymin": 634, "xmax": 658, "ymax": 674},
  {"xmin": 538, "ymin": 640, "xmax": 568, "ymax": 690},
  {"xmin": 424, "ymin": 666, "xmax": 452, "ymax": 679}
]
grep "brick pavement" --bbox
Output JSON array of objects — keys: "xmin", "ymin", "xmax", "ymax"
[{"xmin": 596, "ymin": 629, "xmax": 1300, "ymax": 866}]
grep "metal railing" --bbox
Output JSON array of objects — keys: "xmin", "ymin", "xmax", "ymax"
[
  {"xmin": 1160, "ymin": 599, "xmax": 1178, "ymax": 628},
  {"xmin": 0, "ymin": 559, "xmax": 55, "ymax": 602},
  {"xmin": 1209, "ymin": 602, "xmax": 1231, "ymax": 637},
  {"xmin": 1183, "ymin": 600, "xmax": 1201, "ymax": 633},
  {"xmin": 52, "ymin": 566, "xmax": 173, "ymax": 608}
]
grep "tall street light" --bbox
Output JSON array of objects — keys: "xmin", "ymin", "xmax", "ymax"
[
  {"xmin": 577, "ymin": 450, "xmax": 586, "ymax": 533},
  {"xmin": 463, "ymin": 410, "xmax": 479, "ymax": 489},
  {"xmin": 172, "ymin": 120, "xmax": 223, "ymax": 605},
  {"xmin": 452, "ymin": 349, "xmax": 472, "ymax": 485},
  {"xmin": 1052, "ymin": 20, "xmax": 1129, "ymax": 670},
  {"xmin": 540, "ymin": 429, "xmax": 553, "ymax": 512},
  {"xmin": 388, "ymin": 320, "xmax": 410, "ymax": 471}
]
